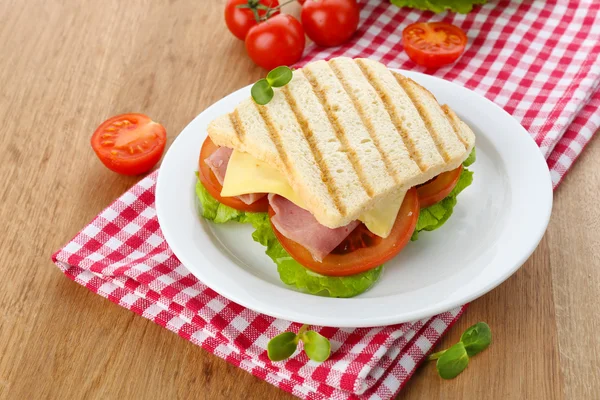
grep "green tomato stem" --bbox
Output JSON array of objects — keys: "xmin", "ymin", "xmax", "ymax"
[
  {"xmin": 297, "ymin": 324, "xmax": 309, "ymax": 338},
  {"xmin": 264, "ymin": 0, "xmax": 298, "ymax": 19},
  {"xmin": 251, "ymin": 7, "xmax": 260, "ymax": 24},
  {"xmin": 427, "ymin": 349, "xmax": 448, "ymax": 361}
]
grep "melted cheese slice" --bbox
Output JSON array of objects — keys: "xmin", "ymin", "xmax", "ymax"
[
  {"xmin": 359, "ymin": 192, "xmax": 404, "ymax": 238},
  {"xmin": 221, "ymin": 150, "xmax": 306, "ymax": 207},
  {"xmin": 221, "ymin": 150, "xmax": 403, "ymax": 238}
]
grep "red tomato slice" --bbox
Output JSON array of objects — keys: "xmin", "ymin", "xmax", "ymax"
[
  {"xmin": 198, "ymin": 137, "xmax": 269, "ymax": 213},
  {"xmin": 269, "ymin": 188, "xmax": 420, "ymax": 276},
  {"xmin": 91, "ymin": 113, "xmax": 166, "ymax": 175},
  {"xmin": 417, "ymin": 166, "xmax": 462, "ymax": 208},
  {"xmin": 402, "ymin": 22, "xmax": 467, "ymax": 68}
]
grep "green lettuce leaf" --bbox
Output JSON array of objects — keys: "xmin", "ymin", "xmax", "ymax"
[
  {"xmin": 462, "ymin": 147, "xmax": 476, "ymax": 167},
  {"xmin": 195, "ymin": 179, "xmax": 382, "ymax": 298},
  {"xmin": 196, "ymin": 179, "xmax": 240, "ymax": 222},
  {"xmin": 390, "ymin": 0, "xmax": 486, "ymax": 13},
  {"xmin": 250, "ymin": 211, "xmax": 383, "ymax": 298},
  {"xmin": 411, "ymin": 148, "xmax": 475, "ymax": 240}
]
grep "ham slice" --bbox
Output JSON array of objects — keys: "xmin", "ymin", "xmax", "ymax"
[
  {"xmin": 268, "ymin": 194, "xmax": 360, "ymax": 262},
  {"xmin": 204, "ymin": 147, "xmax": 266, "ymax": 205}
]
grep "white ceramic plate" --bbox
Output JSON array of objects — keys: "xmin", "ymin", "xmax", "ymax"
[{"xmin": 156, "ymin": 69, "xmax": 552, "ymax": 328}]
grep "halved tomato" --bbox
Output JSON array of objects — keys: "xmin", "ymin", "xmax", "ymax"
[
  {"xmin": 402, "ymin": 22, "xmax": 467, "ymax": 69},
  {"xmin": 91, "ymin": 113, "xmax": 166, "ymax": 175},
  {"xmin": 269, "ymin": 188, "xmax": 420, "ymax": 276},
  {"xmin": 198, "ymin": 137, "xmax": 269, "ymax": 213},
  {"xmin": 417, "ymin": 166, "xmax": 462, "ymax": 208}
]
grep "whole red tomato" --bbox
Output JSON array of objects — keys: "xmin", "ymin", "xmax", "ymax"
[
  {"xmin": 245, "ymin": 14, "xmax": 306, "ymax": 70},
  {"xmin": 225, "ymin": 0, "xmax": 280, "ymax": 40},
  {"xmin": 301, "ymin": 0, "xmax": 360, "ymax": 47}
]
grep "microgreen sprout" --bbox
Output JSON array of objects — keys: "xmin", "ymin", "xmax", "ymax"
[
  {"xmin": 251, "ymin": 78, "xmax": 274, "ymax": 106},
  {"xmin": 267, "ymin": 66, "xmax": 294, "ymax": 87},
  {"xmin": 427, "ymin": 322, "xmax": 491, "ymax": 379},
  {"xmin": 267, "ymin": 324, "xmax": 331, "ymax": 362},
  {"xmin": 251, "ymin": 65, "xmax": 293, "ymax": 105}
]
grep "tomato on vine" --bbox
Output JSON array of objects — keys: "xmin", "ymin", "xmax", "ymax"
[
  {"xmin": 225, "ymin": 0, "xmax": 306, "ymax": 70},
  {"xmin": 246, "ymin": 14, "xmax": 305, "ymax": 70},
  {"xmin": 225, "ymin": 0, "xmax": 280, "ymax": 40}
]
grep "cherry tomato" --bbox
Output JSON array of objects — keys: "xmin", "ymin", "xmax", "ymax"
[
  {"xmin": 198, "ymin": 137, "xmax": 269, "ymax": 213},
  {"xmin": 269, "ymin": 188, "xmax": 420, "ymax": 276},
  {"xmin": 417, "ymin": 166, "xmax": 463, "ymax": 208},
  {"xmin": 225, "ymin": 0, "xmax": 280, "ymax": 40},
  {"xmin": 91, "ymin": 113, "xmax": 166, "ymax": 176},
  {"xmin": 301, "ymin": 0, "xmax": 359, "ymax": 47},
  {"xmin": 245, "ymin": 14, "xmax": 305, "ymax": 70},
  {"xmin": 402, "ymin": 22, "xmax": 467, "ymax": 68},
  {"xmin": 297, "ymin": 0, "xmax": 306, "ymax": 4}
]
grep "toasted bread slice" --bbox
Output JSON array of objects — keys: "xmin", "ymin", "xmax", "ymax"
[{"xmin": 208, "ymin": 57, "xmax": 475, "ymax": 228}]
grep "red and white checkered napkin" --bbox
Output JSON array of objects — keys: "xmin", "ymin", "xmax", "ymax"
[
  {"xmin": 52, "ymin": 171, "xmax": 465, "ymax": 399},
  {"xmin": 53, "ymin": 1, "xmax": 599, "ymax": 399}
]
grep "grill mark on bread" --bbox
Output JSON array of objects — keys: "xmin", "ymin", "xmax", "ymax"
[
  {"xmin": 441, "ymin": 104, "xmax": 469, "ymax": 149},
  {"xmin": 229, "ymin": 110, "xmax": 244, "ymax": 142},
  {"xmin": 281, "ymin": 86, "xmax": 347, "ymax": 215},
  {"xmin": 356, "ymin": 60, "xmax": 426, "ymax": 172},
  {"xmin": 329, "ymin": 60, "xmax": 400, "ymax": 185},
  {"xmin": 303, "ymin": 67, "xmax": 375, "ymax": 197},
  {"xmin": 395, "ymin": 74, "xmax": 451, "ymax": 162},
  {"xmin": 252, "ymin": 102, "xmax": 290, "ymax": 174}
]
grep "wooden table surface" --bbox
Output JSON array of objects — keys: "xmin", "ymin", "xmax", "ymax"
[{"xmin": 1, "ymin": 1, "xmax": 599, "ymax": 399}]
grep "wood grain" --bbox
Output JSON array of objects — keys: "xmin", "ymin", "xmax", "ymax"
[{"xmin": 0, "ymin": 1, "xmax": 598, "ymax": 399}]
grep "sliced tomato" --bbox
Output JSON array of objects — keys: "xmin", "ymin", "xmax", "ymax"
[
  {"xmin": 417, "ymin": 166, "xmax": 462, "ymax": 208},
  {"xmin": 269, "ymin": 188, "xmax": 420, "ymax": 276},
  {"xmin": 198, "ymin": 137, "xmax": 269, "ymax": 213},
  {"xmin": 402, "ymin": 22, "xmax": 467, "ymax": 69},
  {"xmin": 91, "ymin": 113, "xmax": 166, "ymax": 175}
]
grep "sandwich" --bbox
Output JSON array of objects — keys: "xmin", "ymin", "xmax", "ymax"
[{"xmin": 196, "ymin": 57, "xmax": 476, "ymax": 298}]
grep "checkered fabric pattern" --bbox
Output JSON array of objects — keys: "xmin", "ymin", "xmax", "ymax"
[
  {"xmin": 53, "ymin": 171, "xmax": 465, "ymax": 399},
  {"xmin": 53, "ymin": 1, "xmax": 599, "ymax": 399}
]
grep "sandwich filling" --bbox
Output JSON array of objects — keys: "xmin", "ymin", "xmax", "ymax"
[
  {"xmin": 196, "ymin": 139, "xmax": 475, "ymax": 297},
  {"xmin": 216, "ymin": 148, "xmax": 404, "ymax": 239},
  {"xmin": 206, "ymin": 145, "xmax": 363, "ymax": 261},
  {"xmin": 204, "ymin": 147, "xmax": 267, "ymax": 205},
  {"xmin": 204, "ymin": 142, "xmax": 473, "ymax": 263},
  {"xmin": 269, "ymin": 194, "xmax": 360, "ymax": 262}
]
